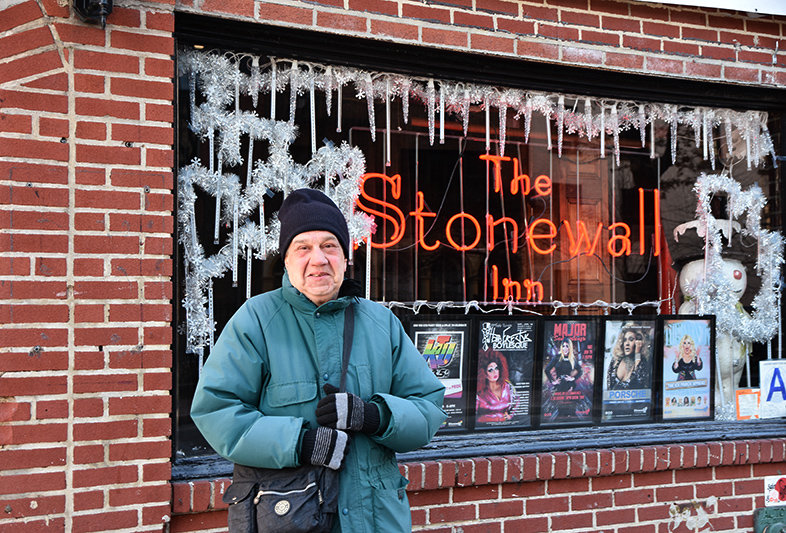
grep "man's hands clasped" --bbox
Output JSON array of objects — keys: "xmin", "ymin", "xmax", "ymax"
[
  {"xmin": 300, "ymin": 384, "xmax": 381, "ymax": 471},
  {"xmin": 316, "ymin": 384, "xmax": 381, "ymax": 435}
]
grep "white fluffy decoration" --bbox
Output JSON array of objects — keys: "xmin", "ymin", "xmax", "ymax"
[{"xmin": 691, "ymin": 173, "xmax": 784, "ymax": 344}]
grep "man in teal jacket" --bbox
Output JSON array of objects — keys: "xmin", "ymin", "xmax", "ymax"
[{"xmin": 191, "ymin": 188, "xmax": 446, "ymax": 532}]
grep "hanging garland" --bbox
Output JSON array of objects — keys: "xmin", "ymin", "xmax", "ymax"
[
  {"xmin": 177, "ymin": 49, "xmax": 781, "ymax": 355},
  {"xmin": 690, "ymin": 173, "xmax": 784, "ymax": 344}
]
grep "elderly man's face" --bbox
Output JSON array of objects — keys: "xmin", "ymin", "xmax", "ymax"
[{"xmin": 285, "ymin": 230, "xmax": 347, "ymax": 306}]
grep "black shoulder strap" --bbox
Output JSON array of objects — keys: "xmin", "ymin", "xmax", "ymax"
[{"xmin": 339, "ymin": 304, "xmax": 354, "ymax": 393}]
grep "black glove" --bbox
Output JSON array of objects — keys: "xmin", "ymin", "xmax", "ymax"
[
  {"xmin": 316, "ymin": 384, "xmax": 381, "ymax": 435},
  {"xmin": 300, "ymin": 427, "xmax": 350, "ymax": 470}
]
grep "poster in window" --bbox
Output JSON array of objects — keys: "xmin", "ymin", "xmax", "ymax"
[
  {"xmin": 661, "ymin": 317, "xmax": 713, "ymax": 421},
  {"xmin": 474, "ymin": 319, "xmax": 537, "ymax": 430},
  {"xmin": 600, "ymin": 318, "xmax": 656, "ymax": 423},
  {"xmin": 540, "ymin": 319, "xmax": 597, "ymax": 426},
  {"xmin": 409, "ymin": 318, "xmax": 470, "ymax": 431}
]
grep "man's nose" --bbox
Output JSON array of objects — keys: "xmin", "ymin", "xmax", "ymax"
[{"xmin": 310, "ymin": 248, "xmax": 329, "ymax": 264}]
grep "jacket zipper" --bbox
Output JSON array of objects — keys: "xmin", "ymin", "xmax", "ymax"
[{"xmin": 253, "ymin": 482, "xmax": 317, "ymax": 504}]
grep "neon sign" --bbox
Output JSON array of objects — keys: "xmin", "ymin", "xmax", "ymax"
[{"xmin": 357, "ymin": 156, "xmax": 661, "ymax": 303}]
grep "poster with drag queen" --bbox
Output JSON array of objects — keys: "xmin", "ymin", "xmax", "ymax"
[
  {"xmin": 662, "ymin": 317, "xmax": 714, "ymax": 421},
  {"xmin": 540, "ymin": 319, "xmax": 597, "ymax": 426},
  {"xmin": 600, "ymin": 319, "xmax": 657, "ymax": 423},
  {"xmin": 474, "ymin": 319, "xmax": 537, "ymax": 430}
]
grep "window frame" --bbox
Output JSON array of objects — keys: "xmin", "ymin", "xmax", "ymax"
[{"xmin": 172, "ymin": 13, "xmax": 786, "ymax": 481}]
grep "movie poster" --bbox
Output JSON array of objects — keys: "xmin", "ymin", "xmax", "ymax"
[
  {"xmin": 601, "ymin": 319, "xmax": 656, "ymax": 423},
  {"xmin": 474, "ymin": 319, "xmax": 537, "ymax": 430},
  {"xmin": 662, "ymin": 318, "xmax": 713, "ymax": 421},
  {"xmin": 540, "ymin": 319, "xmax": 596, "ymax": 426},
  {"xmin": 410, "ymin": 318, "xmax": 471, "ymax": 431}
]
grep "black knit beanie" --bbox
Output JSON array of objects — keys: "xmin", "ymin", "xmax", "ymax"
[{"xmin": 278, "ymin": 188, "xmax": 350, "ymax": 258}]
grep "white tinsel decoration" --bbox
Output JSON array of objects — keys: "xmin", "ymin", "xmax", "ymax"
[
  {"xmin": 178, "ymin": 50, "xmax": 373, "ymax": 354},
  {"xmin": 691, "ymin": 173, "xmax": 784, "ymax": 344}
]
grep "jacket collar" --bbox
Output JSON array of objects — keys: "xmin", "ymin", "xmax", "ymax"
[{"xmin": 282, "ymin": 272, "xmax": 355, "ymax": 314}]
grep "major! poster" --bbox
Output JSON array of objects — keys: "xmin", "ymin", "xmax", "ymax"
[
  {"xmin": 474, "ymin": 319, "xmax": 536, "ymax": 430},
  {"xmin": 540, "ymin": 320, "xmax": 596, "ymax": 426},
  {"xmin": 601, "ymin": 319, "xmax": 656, "ymax": 423},
  {"xmin": 662, "ymin": 317, "xmax": 713, "ymax": 420},
  {"xmin": 410, "ymin": 318, "xmax": 470, "ymax": 431}
]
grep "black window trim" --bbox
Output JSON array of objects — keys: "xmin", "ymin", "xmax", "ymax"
[{"xmin": 171, "ymin": 12, "xmax": 786, "ymax": 482}]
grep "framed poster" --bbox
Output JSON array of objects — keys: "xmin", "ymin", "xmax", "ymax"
[
  {"xmin": 661, "ymin": 317, "xmax": 714, "ymax": 421},
  {"xmin": 539, "ymin": 319, "xmax": 597, "ymax": 426},
  {"xmin": 408, "ymin": 317, "xmax": 471, "ymax": 431},
  {"xmin": 600, "ymin": 318, "xmax": 657, "ymax": 423},
  {"xmin": 474, "ymin": 319, "xmax": 537, "ymax": 430}
]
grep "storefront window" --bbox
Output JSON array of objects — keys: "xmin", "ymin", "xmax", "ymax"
[{"xmin": 172, "ymin": 18, "xmax": 784, "ymax": 477}]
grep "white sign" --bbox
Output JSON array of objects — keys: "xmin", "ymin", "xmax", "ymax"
[
  {"xmin": 759, "ymin": 360, "xmax": 786, "ymax": 419},
  {"xmin": 765, "ymin": 475, "xmax": 786, "ymax": 507}
]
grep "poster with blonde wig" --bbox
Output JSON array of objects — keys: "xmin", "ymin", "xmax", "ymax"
[{"xmin": 661, "ymin": 317, "xmax": 714, "ymax": 421}]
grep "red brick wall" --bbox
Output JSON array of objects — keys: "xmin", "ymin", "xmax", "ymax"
[
  {"xmin": 170, "ymin": 440, "xmax": 786, "ymax": 532},
  {"xmin": 0, "ymin": 0, "xmax": 784, "ymax": 531}
]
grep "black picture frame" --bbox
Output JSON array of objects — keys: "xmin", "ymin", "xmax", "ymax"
[
  {"xmin": 598, "ymin": 317, "xmax": 658, "ymax": 424},
  {"xmin": 537, "ymin": 318, "xmax": 599, "ymax": 428},
  {"xmin": 473, "ymin": 318, "xmax": 539, "ymax": 431},
  {"xmin": 406, "ymin": 315, "xmax": 473, "ymax": 432},
  {"xmin": 659, "ymin": 315, "xmax": 715, "ymax": 422}
]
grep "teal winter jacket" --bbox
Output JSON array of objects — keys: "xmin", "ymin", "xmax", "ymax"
[{"xmin": 191, "ymin": 273, "xmax": 447, "ymax": 532}]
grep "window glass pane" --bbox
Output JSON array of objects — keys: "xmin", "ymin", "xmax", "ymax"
[{"xmin": 174, "ymin": 47, "xmax": 784, "ymax": 463}]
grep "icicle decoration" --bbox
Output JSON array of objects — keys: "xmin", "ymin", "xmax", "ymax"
[
  {"xmin": 208, "ymin": 278, "xmax": 215, "ymax": 350},
  {"xmin": 337, "ymin": 79, "xmax": 343, "ymax": 133},
  {"xmin": 523, "ymin": 98, "xmax": 532, "ymax": 144},
  {"xmin": 385, "ymin": 77, "xmax": 391, "ymax": 167},
  {"xmin": 584, "ymin": 98, "xmax": 593, "ymax": 141},
  {"xmin": 498, "ymin": 101, "xmax": 507, "ymax": 156},
  {"xmin": 484, "ymin": 96, "xmax": 490, "ymax": 152},
  {"xmin": 707, "ymin": 111, "xmax": 716, "ymax": 170},
  {"xmin": 324, "ymin": 66, "xmax": 333, "ymax": 117},
  {"xmin": 439, "ymin": 82, "xmax": 445, "ymax": 145},
  {"xmin": 246, "ymin": 246, "xmax": 252, "ymax": 299},
  {"xmin": 701, "ymin": 110, "xmax": 708, "ymax": 160},
  {"xmin": 724, "ymin": 116, "xmax": 734, "ymax": 156},
  {"xmin": 189, "ymin": 71, "xmax": 197, "ymax": 120},
  {"xmin": 232, "ymin": 199, "xmax": 238, "ymax": 287},
  {"xmin": 599, "ymin": 106, "xmax": 606, "ymax": 159},
  {"xmin": 650, "ymin": 118, "xmax": 656, "ymax": 159},
  {"xmin": 289, "ymin": 60, "xmax": 298, "ymax": 125},
  {"xmin": 556, "ymin": 96, "xmax": 564, "ymax": 157},
  {"xmin": 691, "ymin": 109, "xmax": 702, "ymax": 151},
  {"xmin": 745, "ymin": 121, "xmax": 752, "ymax": 170},
  {"xmin": 270, "ymin": 59, "xmax": 277, "ymax": 120},
  {"xmin": 670, "ymin": 108, "xmax": 678, "ymax": 164},
  {"xmin": 309, "ymin": 73, "xmax": 317, "ymax": 156},
  {"xmin": 462, "ymin": 88, "xmax": 470, "ymax": 136},
  {"xmin": 638, "ymin": 105, "xmax": 646, "ymax": 148},
  {"xmin": 611, "ymin": 103, "xmax": 620, "ymax": 167},
  {"xmin": 427, "ymin": 79, "xmax": 436, "ymax": 146},
  {"xmin": 545, "ymin": 112, "xmax": 552, "ymax": 152},
  {"xmin": 365, "ymin": 73, "xmax": 376, "ymax": 142},
  {"xmin": 402, "ymin": 79, "xmax": 410, "ymax": 125}
]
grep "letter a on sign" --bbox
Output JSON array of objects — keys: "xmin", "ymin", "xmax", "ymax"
[{"xmin": 759, "ymin": 360, "xmax": 786, "ymax": 419}]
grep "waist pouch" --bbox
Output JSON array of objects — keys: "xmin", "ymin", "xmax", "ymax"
[{"xmin": 223, "ymin": 463, "xmax": 339, "ymax": 533}]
